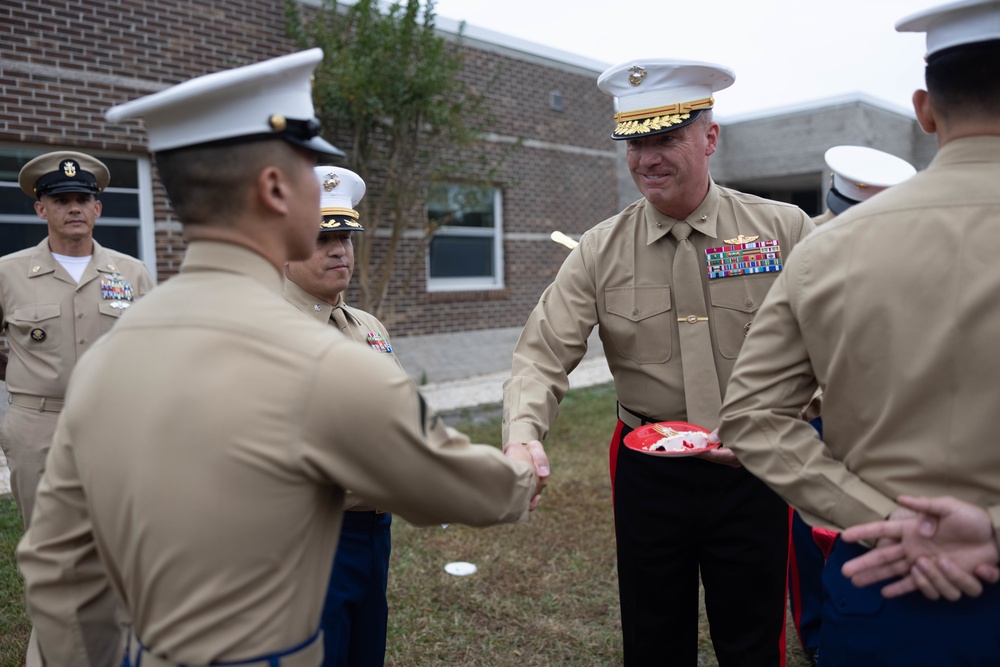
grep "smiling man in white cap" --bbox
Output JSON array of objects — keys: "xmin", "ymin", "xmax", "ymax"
[
  {"xmin": 16, "ymin": 49, "xmax": 545, "ymax": 667},
  {"xmin": 283, "ymin": 166, "xmax": 399, "ymax": 667},
  {"xmin": 503, "ymin": 57, "xmax": 814, "ymax": 666},
  {"xmin": 719, "ymin": 1, "xmax": 1000, "ymax": 664}
]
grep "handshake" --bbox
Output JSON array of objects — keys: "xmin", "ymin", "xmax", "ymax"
[{"xmin": 502, "ymin": 440, "xmax": 550, "ymax": 511}]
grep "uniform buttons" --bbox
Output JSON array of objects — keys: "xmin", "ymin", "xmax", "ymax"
[
  {"xmin": 632, "ymin": 307, "xmax": 639, "ymax": 317},
  {"xmin": 77, "ymin": 313, "xmax": 84, "ymax": 319},
  {"xmin": 78, "ymin": 339, "xmax": 86, "ymax": 345},
  {"xmin": 744, "ymin": 297, "xmax": 753, "ymax": 309}
]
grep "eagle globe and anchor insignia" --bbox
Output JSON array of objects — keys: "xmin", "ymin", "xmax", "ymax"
[
  {"xmin": 628, "ymin": 65, "xmax": 647, "ymax": 86},
  {"xmin": 323, "ymin": 173, "xmax": 341, "ymax": 192}
]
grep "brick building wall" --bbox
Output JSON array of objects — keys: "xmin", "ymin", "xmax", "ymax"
[{"xmin": 0, "ymin": 0, "xmax": 619, "ymax": 336}]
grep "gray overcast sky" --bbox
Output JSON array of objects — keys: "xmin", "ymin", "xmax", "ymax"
[{"xmin": 430, "ymin": 0, "xmax": 945, "ymax": 120}]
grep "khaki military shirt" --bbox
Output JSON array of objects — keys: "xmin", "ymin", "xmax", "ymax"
[
  {"xmin": 18, "ymin": 241, "xmax": 535, "ymax": 666},
  {"xmin": 720, "ymin": 137, "xmax": 1000, "ymax": 545},
  {"xmin": 811, "ymin": 209, "xmax": 837, "ymax": 227},
  {"xmin": 283, "ymin": 278, "xmax": 401, "ymax": 511},
  {"xmin": 0, "ymin": 238, "xmax": 154, "ymax": 397},
  {"xmin": 503, "ymin": 179, "xmax": 813, "ymax": 443}
]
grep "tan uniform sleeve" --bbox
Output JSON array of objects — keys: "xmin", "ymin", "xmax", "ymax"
[
  {"xmin": 719, "ymin": 246, "xmax": 898, "ymax": 531},
  {"xmin": 17, "ymin": 418, "xmax": 123, "ymax": 667},
  {"xmin": 136, "ymin": 264, "xmax": 156, "ymax": 297},
  {"xmin": 301, "ymin": 341, "xmax": 537, "ymax": 526},
  {"xmin": 503, "ymin": 242, "xmax": 599, "ymax": 444}
]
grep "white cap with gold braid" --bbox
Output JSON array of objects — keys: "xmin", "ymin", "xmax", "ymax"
[
  {"xmin": 597, "ymin": 58, "xmax": 734, "ymax": 139},
  {"xmin": 316, "ymin": 166, "xmax": 366, "ymax": 231}
]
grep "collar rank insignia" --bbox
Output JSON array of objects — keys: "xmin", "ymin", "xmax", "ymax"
[{"xmin": 705, "ymin": 239, "xmax": 783, "ymax": 279}]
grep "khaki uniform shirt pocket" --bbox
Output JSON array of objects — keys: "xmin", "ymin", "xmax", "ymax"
[
  {"xmin": 709, "ymin": 275, "xmax": 776, "ymax": 359},
  {"xmin": 10, "ymin": 304, "xmax": 61, "ymax": 351},
  {"xmin": 98, "ymin": 300, "xmax": 127, "ymax": 334},
  {"xmin": 604, "ymin": 285, "xmax": 673, "ymax": 364}
]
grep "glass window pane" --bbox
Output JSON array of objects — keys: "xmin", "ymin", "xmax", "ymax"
[
  {"xmin": 0, "ymin": 184, "xmax": 38, "ymax": 216},
  {"xmin": 102, "ymin": 157, "xmax": 139, "ymax": 189},
  {"xmin": 0, "ymin": 148, "xmax": 41, "ymax": 183},
  {"xmin": 429, "ymin": 236, "xmax": 494, "ymax": 278},
  {"xmin": 427, "ymin": 184, "xmax": 494, "ymax": 229},
  {"xmin": 98, "ymin": 191, "xmax": 140, "ymax": 219},
  {"xmin": 0, "ymin": 221, "xmax": 49, "ymax": 252},
  {"xmin": 0, "ymin": 185, "xmax": 139, "ymax": 219},
  {"xmin": 0, "ymin": 222, "xmax": 140, "ymax": 257},
  {"xmin": 92, "ymin": 226, "xmax": 141, "ymax": 257}
]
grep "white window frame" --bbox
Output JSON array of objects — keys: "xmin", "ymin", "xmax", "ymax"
[{"xmin": 426, "ymin": 186, "xmax": 504, "ymax": 293}]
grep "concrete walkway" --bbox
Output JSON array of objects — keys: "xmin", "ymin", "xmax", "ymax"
[
  {"xmin": 392, "ymin": 325, "xmax": 610, "ymax": 412},
  {"xmin": 0, "ymin": 326, "xmax": 612, "ymax": 497}
]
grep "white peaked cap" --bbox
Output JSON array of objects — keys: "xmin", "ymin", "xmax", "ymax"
[
  {"xmin": 825, "ymin": 145, "xmax": 917, "ymax": 203},
  {"xmin": 597, "ymin": 58, "xmax": 734, "ymax": 139},
  {"xmin": 316, "ymin": 166, "xmax": 366, "ymax": 231},
  {"xmin": 105, "ymin": 48, "xmax": 344, "ymax": 158},
  {"xmin": 896, "ymin": 0, "xmax": 1000, "ymax": 57}
]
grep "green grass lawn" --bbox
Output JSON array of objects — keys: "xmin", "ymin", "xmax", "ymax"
[
  {"xmin": 0, "ymin": 383, "xmax": 810, "ymax": 666},
  {"xmin": 0, "ymin": 499, "xmax": 29, "ymax": 667},
  {"xmin": 388, "ymin": 383, "xmax": 810, "ymax": 667}
]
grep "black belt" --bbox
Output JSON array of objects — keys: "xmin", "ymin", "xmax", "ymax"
[{"xmin": 616, "ymin": 403, "xmax": 661, "ymax": 430}]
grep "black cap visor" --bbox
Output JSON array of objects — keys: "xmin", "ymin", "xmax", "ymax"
[
  {"xmin": 826, "ymin": 186, "xmax": 859, "ymax": 216},
  {"xmin": 34, "ymin": 173, "xmax": 100, "ymax": 199}
]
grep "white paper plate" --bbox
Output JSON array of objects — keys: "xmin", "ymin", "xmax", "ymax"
[{"xmin": 444, "ymin": 561, "xmax": 478, "ymax": 576}]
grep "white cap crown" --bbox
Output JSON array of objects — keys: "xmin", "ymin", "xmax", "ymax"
[
  {"xmin": 106, "ymin": 49, "xmax": 344, "ymax": 158},
  {"xmin": 316, "ymin": 167, "xmax": 366, "ymax": 231},
  {"xmin": 825, "ymin": 145, "xmax": 916, "ymax": 203},
  {"xmin": 597, "ymin": 58, "xmax": 735, "ymax": 139},
  {"xmin": 896, "ymin": 0, "xmax": 1000, "ymax": 57}
]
